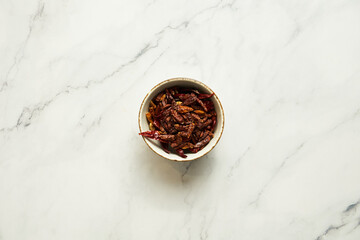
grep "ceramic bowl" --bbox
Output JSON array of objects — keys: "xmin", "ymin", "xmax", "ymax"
[{"xmin": 138, "ymin": 77, "xmax": 224, "ymax": 161}]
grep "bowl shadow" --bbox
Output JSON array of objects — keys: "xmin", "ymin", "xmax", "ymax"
[{"xmin": 133, "ymin": 139, "xmax": 216, "ymax": 187}]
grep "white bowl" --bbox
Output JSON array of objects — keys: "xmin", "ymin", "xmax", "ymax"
[{"xmin": 138, "ymin": 77, "xmax": 225, "ymax": 161}]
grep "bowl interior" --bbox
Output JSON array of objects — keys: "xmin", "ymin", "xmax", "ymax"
[{"xmin": 139, "ymin": 78, "xmax": 224, "ymax": 161}]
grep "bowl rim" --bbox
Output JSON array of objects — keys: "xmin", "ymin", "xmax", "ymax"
[{"xmin": 138, "ymin": 77, "xmax": 225, "ymax": 161}]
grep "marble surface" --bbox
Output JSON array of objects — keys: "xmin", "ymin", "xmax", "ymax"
[{"xmin": 1, "ymin": 0, "xmax": 360, "ymax": 239}]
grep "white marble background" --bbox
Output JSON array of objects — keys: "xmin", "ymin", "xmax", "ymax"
[{"xmin": 1, "ymin": 0, "xmax": 360, "ymax": 239}]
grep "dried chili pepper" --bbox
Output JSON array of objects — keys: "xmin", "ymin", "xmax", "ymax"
[
  {"xmin": 139, "ymin": 86, "xmax": 217, "ymax": 158},
  {"xmin": 161, "ymin": 142, "xmax": 170, "ymax": 153},
  {"xmin": 197, "ymin": 93, "xmax": 214, "ymax": 99},
  {"xmin": 176, "ymin": 149, "xmax": 187, "ymax": 158},
  {"xmin": 182, "ymin": 94, "xmax": 197, "ymax": 106},
  {"xmin": 203, "ymin": 100, "xmax": 214, "ymax": 111},
  {"xmin": 194, "ymin": 136, "xmax": 211, "ymax": 148}
]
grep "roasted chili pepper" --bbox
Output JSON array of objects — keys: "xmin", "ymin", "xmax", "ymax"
[
  {"xmin": 146, "ymin": 112, "xmax": 153, "ymax": 123},
  {"xmin": 176, "ymin": 149, "xmax": 187, "ymax": 158},
  {"xmin": 178, "ymin": 106, "xmax": 193, "ymax": 113},
  {"xmin": 197, "ymin": 93, "xmax": 214, "ymax": 99},
  {"xmin": 161, "ymin": 142, "xmax": 170, "ymax": 153},
  {"xmin": 182, "ymin": 94, "xmax": 197, "ymax": 106},
  {"xmin": 203, "ymin": 100, "xmax": 214, "ymax": 111},
  {"xmin": 139, "ymin": 86, "xmax": 217, "ymax": 158},
  {"xmin": 194, "ymin": 135, "xmax": 211, "ymax": 149},
  {"xmin": 211, "ymin": 115, "xmax": 217, "ymax": 131},
  {"xmin": 139, "ymin": 130, "xmax": 161, "ymax": 141},
  {"xmin": 174, "ymin": 93, "xmax": 186, "ymax": 98},
  {"xmin": 188, "ymin": 147, "xmax": 200, "ymax": 153},
  {"xmin": 196, "ymin": 98, "xmax": 208, "ymax": 112}
]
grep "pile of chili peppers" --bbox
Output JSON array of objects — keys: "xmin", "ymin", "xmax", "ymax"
[{"xmin": 139, "ymin": 86, "xmax": 217, "ymax": 158}]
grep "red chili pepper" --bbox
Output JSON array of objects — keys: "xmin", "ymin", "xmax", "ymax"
[
  {"xmin": 182, "ymin": 95, "xmax": 197, "ymax": 106},
  {"xmin": 153, "ymin": 119, "xmax": 161, "ymax": 129},
  {"xmin": 174, "ymin": 93, "xmax": 186, "ymax": 98},
  {"xmin": 139, "ymin": 130, "xmax": 160, "ymax": 139},
  {"xmin": 171, "ymin": 109, "xmax": 184, "ymax": 123},
  {"xmin": 197, "ymin": 93, "xmax": 214, "ymax": 99},
  {"xmin": 211, "ymin": 116, "xmax": 216, "ymax": 131},
  {"xmin": 196, "ymin": 98, "xmax": 208, "ymax": 112},
  {"xmin": 188, "ymin": 148, "xmax": 200, "ymax": 153},
  {"xmin": 203, "ymin": 100, "xmax": 214, "ymax": 111},
  {"xmin": 139, "ymin": 130, "xmax": 169, "ymax": 143},
  {"xmin": 161, "ymin": 142, "xmax": 170, "ymax": 153},
  {"xmin": 194, "ymin": 136, "xmax": 211, "ymax": 148},
  {"xmin": 176, "ymin": 149, "xmax": 187, "ymax": 158},
  {"xmin": 165, "ymin": 89, "xmax": 174, "ymax": 101},
  {"xmin": 159, "ymin": 134, "xmax": 176, "ymax": 141},
  {"xmin": 154, "ymin": 106, "xmax": 162, "ymax": 118}
]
